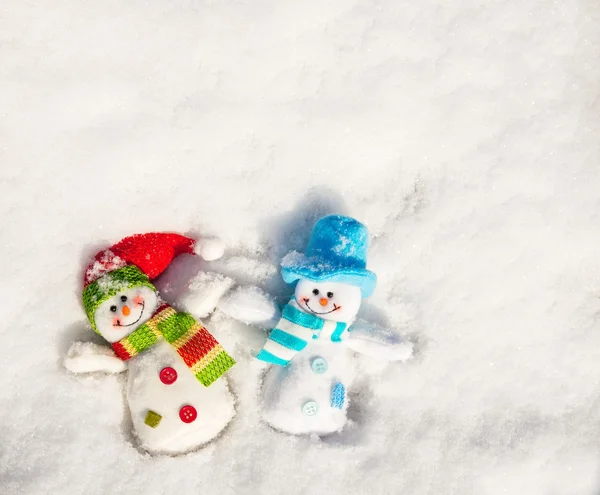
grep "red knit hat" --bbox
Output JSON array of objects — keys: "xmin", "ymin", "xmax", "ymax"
[{"xmin": 82, "ymin": 232, "xmax": 224, "ymax": 332}]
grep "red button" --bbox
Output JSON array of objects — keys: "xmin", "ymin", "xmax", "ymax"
[
  {"xmin": 159, "ymin": 367, "xmax": 177, "ymax": 385},
  {"xmin": 179, "ymin": 405, "xmax": 197, "ymax": 423}
]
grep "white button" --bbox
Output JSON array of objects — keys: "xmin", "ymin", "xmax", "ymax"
[
  {"xmin": 302, "ymin": 401, "xmax": 319, "ymax": 416},
  {"xmin": 311, "ymin": 357, "xmax": 328, "ymax": 374}
]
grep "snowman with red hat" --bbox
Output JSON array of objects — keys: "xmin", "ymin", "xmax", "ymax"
[
  {"xmin": 220, "ymin": 215, "xmax": 413, "ymax": 435},
  {"xmin": 65, "ymin": 232, "xmax": 237, "ymax": 455}
]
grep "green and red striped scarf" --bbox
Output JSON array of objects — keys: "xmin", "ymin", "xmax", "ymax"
[{"xmin": 112, "ymin": 303, "xmax": 235, "ymax": 386}]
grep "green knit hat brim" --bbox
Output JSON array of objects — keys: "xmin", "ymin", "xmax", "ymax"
[{"xmin": 82, "ymin": 265, "xmax": 156, "ymax": 333}]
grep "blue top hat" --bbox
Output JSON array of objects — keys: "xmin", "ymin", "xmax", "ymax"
[{"xmin": 281, "ymin": 215, "xmax": 377, "ymax": 297}]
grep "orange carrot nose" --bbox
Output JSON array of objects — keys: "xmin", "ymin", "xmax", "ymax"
[
  {"xmin": 319, "ymin": 298, "xmax": 328, "ymax": 307},
  {"xmin": 122, "ymin": 306, "xmax": 131, "ymax": 316}
]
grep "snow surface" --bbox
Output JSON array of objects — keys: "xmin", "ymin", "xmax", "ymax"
[{"xmin": 1, "ymin": 0, "xmax": 600, "ymax": 493}]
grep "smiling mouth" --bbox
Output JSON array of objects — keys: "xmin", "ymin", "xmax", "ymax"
[
  {"xmin": 301, "ymin": 299, "xmax": 341, "ymax": 315},
  {"xmin": 115, "ymin": 303, "xmax": 145, "ymax": 327}
]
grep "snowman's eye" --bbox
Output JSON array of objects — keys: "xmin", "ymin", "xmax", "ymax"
[
  {"xmin": 120, "ymin": 295, "xmax": 127, "ymax": 302},
  {"xmin": 327, "ymin": 292, "xmax": 334, "ymax": 298},
  {"xmin": 312, "ymin": 289, "xmax": 319, "ymax": 295},
  {"xmin": 110, "ymin": 305, "xmax": 117, "ymax": 312}
]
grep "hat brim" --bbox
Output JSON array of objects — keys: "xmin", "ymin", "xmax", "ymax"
[{"xmin": 281, "ymin": 253, "xmax": 376, "ymax": 297}]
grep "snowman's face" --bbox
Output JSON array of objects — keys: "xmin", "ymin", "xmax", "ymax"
[
  {"xmin": 94, "ymin": 286, "xmax": 158, "ymax": 343},
  {"xmin": 294, "ymin": 279, "xmax": 362, "ymax": 322}
]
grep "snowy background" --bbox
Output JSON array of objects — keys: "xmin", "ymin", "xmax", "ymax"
[{"xmin": 2, "ymin": 0, "xmax": 600, "ymax": 493}]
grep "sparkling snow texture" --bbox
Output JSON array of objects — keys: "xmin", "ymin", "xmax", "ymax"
[{"xmin": 1, "ymin": 1, "xmax": 600, "ymax": 494}]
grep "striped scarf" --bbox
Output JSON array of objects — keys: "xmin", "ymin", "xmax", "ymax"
[
  {"xmin": 255, "ymin": 302, "xmax": 348, "ymax": 366},
  {"xmin": 112, "ymin": 303, "xmax": 235, "ymax": 386}
]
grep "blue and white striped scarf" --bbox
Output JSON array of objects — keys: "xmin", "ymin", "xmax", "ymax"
[{"xmin": 255, "ymin": 302, "xmax": 348, "ymax": 366}]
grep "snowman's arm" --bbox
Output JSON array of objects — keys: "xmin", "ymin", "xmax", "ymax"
[
  {"xmin": 177, "ymin": 271, "xmax": 235, "ymax": 318},
  {"xmin": 217, "ymin": 285, "xmax": 281, "ymax": 330},
  {"xmin": 344, "ymin": 320, "xmax": 414, "ymax": 362},
  {"xmin": 64, "ymin": 341, "xmax": 127, "ymax": 374}
]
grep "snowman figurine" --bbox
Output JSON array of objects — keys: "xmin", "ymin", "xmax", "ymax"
[
  {"xmin": 65, "ymin": 232, "xmax": 236, "ymax": 455},
  {"xmin": 249, "ymin": 215, "xmax": 413, "ymax": 435}
]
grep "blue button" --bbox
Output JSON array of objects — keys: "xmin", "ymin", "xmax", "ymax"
[
  {"xmin": 302, "ymin": 401, "xmax": 319, "ymax": 416},
  {"xmin": 311, "ymin": 357, "xmax": 328, "ymax": 374}
]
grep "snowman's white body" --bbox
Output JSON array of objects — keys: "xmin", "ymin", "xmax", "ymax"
[
  {"xmin": 253, "ymin": 280, "xmax": 362, "ymax": 435},
  {"xmin": 67, "ymin": 283, "xmax": 236, "ymax": 455},
  {"xmin": 127, "ymin": 339, "xmax": 235, "ymax": 455},
  {"xmin": 261, "ymin": 317, "xmax": 356, "ymax": 435},
  {"xmin": 245, "ymin": 279, "xmax": 413, "ymax": 436}
]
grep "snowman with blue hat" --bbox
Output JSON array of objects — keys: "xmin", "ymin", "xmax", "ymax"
[{"xmin": 242, "ymin": 215, "xmax": 413, "ymax": 435}]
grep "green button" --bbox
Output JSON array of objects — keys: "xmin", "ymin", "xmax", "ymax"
[{"xmin": 144, "ymin": 410, "xmax": 162, "ymax": 428}]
